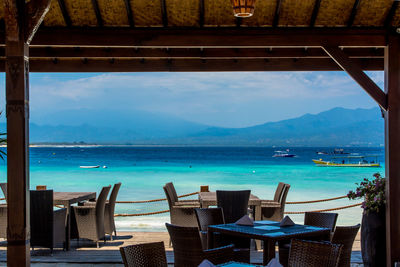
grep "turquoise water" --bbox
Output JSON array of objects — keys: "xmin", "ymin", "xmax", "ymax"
[{"xmin": 0, "ymin": 146, "xmax": 384, "ymax": 231}]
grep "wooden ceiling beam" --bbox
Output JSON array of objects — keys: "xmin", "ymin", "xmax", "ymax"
[
  {"xmin": 199, "ymin": 0, "xmax": 204, "ymax": 28},
  {"xmin": 57, "ymin": 0, "xmax": 71, "ymax": 27},
  {"xmin": 25, "ymin": 0, "xmax": 52, "ymax": 44},
  {"xmin": 347, "ymin": 0, "xmax": 361, "ymax": 27},
  {"xmin": 323, "ymin": 46, "xmax": 387, "ymax": 110},
  {"xmin": 273, "ymin": 0, "xmax": 282, "ymax": 27},
  {"xmin": 15, "ymin": 47, "xmax": 384, "ymax": 59},
  {"xmin": 310, "ymin": 0, "xmax": 322, "ymax": 27},
  {"xmin": 161, "ymin": 0, "xmax": 168, "ymax": 27},
  {"xmin": 27, "ymin": 28, "xmax": 388, "ymax": 47},
  {"xmin": 384, "ymin": 1, "xmax": 399, "ymax": 28},
  {"xmin": 0, "ymin": 58, "xmax": 382, "ymax": 72},
  {"xmin": 91, "ymin": 0, "xmax": 103, "ymax": 27},
  {"xmin": 124, "ymin": 0, "xmax": 134, "ymax": 27}
]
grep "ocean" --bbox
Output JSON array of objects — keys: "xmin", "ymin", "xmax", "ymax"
[{"xmin": 0, "ymin": 146, "xmax": 385, "ymax": 231}]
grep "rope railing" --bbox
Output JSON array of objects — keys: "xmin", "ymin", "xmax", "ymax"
[
  {"xmin": 284, "ymin": 203, "xmax": 362, "ymax": 214},
  {"xmin": 115, "ymin": 191, "xmax": 199, "ymax": 204},
  {"xmin": 286, "ymin": 195, "xmax": 348, "ymax": 204}
]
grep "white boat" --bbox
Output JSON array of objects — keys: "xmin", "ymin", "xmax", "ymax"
[
  {"xmin": 79, "ymin": 165, "xmax": 100, "ymax": 169},
  {"xmin": 273, "ymin": 149, "xmax": 296, "ymax": 158}
]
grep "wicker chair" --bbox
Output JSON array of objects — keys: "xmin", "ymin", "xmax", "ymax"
[
  {"xmin": 195, "ymin": 207, "xmax": 250, "ymax": 263},
  {"xmin": 163, "ymin": 183, "xmax": 199, "ymax": 227},
  {"xmin": 279, "ymin": 212, "xmax": 338, "ymax": 267},
  {"xmin": 0, "ymin": 183, "xmax": 7, "ymax": 202},
  {"xmin": 261, "ymin": 183, "xmax": 290, "ymax": 221},
  {"xmin": 216, "ymin": 190, "xmax": 251, "ymax": 262},
  {"xmin": 73, "ymin": 185, "xmax": 111, "ymax": 247},
  {"xmin": 30, "ymin": 190, "xmax": 67, "ymax": 252},
  {"xmin": 165, "ymin": 182, "xmax": 200, "ymax": 206},
  {"xmin": 288, "ymin": 239, "xmax": 342, "ymax": 267},
  {"xmin": 166, "ymin": 223, "xmax": 234, "ymax": 267},
  {"xmin": 84, "ymin": 182, "xmax": 121, "ymax": 240},
  {"xmin": 332, "ymin": 224, "xmax": 360, "ymax": 267},
  {"xmin": 120, "ymin": 241, "xmax": 167, "ymax": 267},
  {"xmin": 0, "ymin": 204, "xmax": 7, "ymax": 239}
]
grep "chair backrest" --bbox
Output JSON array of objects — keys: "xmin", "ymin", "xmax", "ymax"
[
  {"xmin": 280, "ymin": 184, "xmax": 290, "ymax": 208},
  {"xmin": 163, "ymin": 185, "xmax": 174, "ymax": 209},
  {"xmin": 95, "ymin": 185, "xmax": 111, "ymax": 236},
  {"xmin": 195, "ymin": 208, "xmax": 225, "ymax": 232},
  {"xmin": 109, "ymin": 183, "xmax": 121, "ymax": 217},
  {"xmin": 304, "ymin": 212, "xmax": 338, "ymax": 232},
  {"xmin": 120, "ymin": 241, "xmax": 167, "ymax": 267},
  {"xmin": 30, "ymin": 190, "xmax": 54, "ymax": 247},
  {"xmin": 332, "ymin": 224, "xmax": 360, "ymax": 267},
  {"xmin": 288, "ymin": 239, "xmax": 342, "ymax": 267},
  {"xmin": 166, "ymin": 223, "xmax": 205, "ymax": 266},
  {"xmin": 216, "ymin": 190, "xmax": 250, "ymax": 223},
  {"xmin": 0, "ymin": 204, "xmax": 6, "ymax": 239},
  {"xmin": 0, "ymin": 183, "xmax": 7, "ymax": 202},
  {"xmin": 165, "ymin": 182, "xmax": 179, "ymax": 203},
  {"xmin": 273, "ymin": 182, "xmax": 286, "ymax": 202}
]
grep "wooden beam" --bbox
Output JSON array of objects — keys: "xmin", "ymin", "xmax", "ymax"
[
  {"xmin": 160, "ymin": 0, "xmax": 168, "ymax": 27},
  {"xmin": 384, "ymin": 1, "xmax": 399, "ymax": 28},
  {"xmin": 323, "ymin": 46, "xmax": 387, "ymax": 110},
  {"xmin": 27, "ymin": 28, "xmax": 388, "ymax": 47},
  {"xmin": 91, "ymin": 0, "xmax": 103, "ymax": 27},
  {"xmin": 347, "ymin": 0, "xmax": 361, "ymax": 27},
  {"xmin": 310, "ymin": 0, "xmax": 322, "ymax": 27},
  {"xmin": 123, "ymin": 0, "xmax": 134, "ymax": 27},
  {"xmin": 199, "ymin": 0, "xmax": 204, "ymax": 27},
  {"xmin": 273, "ymin": 0, "xmax": 282, "ymax": 27},
  {"xmin": 384, "ymin": 34, "xmax": 400, "ymax": 267},
  {"xmin": 0, "ymin": 57, "xmax": 378, "ymax": 72},
  {"xmin": 15, "ymin": 47, "xmax": 384, "ymax": 59},
  {"xmin": 25, "ymin": 0, "xmax": 51, "ymax": 44},
  {"xmin": 57, "ymin": 0, "xmax": 72, "ymax": 27},
  {"xmin": 4, "ymin": 0, "xmax": 30, "ymax": 265}
]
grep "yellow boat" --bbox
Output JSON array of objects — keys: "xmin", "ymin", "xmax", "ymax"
[{"xmin": 312, "ymin": 155, "xmax": 380, "ymax": 167}]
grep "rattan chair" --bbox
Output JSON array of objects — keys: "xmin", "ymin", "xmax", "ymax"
[
  {"xmin": 84, "ymin": 182, "xmax": 121, "ymax": 240},
  {"xmin": 165, "ymin": 182, "xmax": 200, "ymax": 206},
  {"xmin": 288, "ymin": 239, "xmax": 342, "ymax": 267},
  {"xmin": 332, "ymin": 224, "xmax": 360, "ymax": 267},
  {"xmin": 195, "ymin": 207, "xmax": 251, "ymax": 263},
  {"xmin": 166, "ymin": 223, "xmax": 234, "ymax": 267},
  {"xmin": 163, "ymin": 183, "xmax": 199, "ymax": 227},
  {"xmin": 30, "ymin": 190, "xmax": 67, "ymax": 252},
  {"xmin": 120, "ymin": 241, "xmax": 167, "ymax": 267},
  {"xmin": 73, "ymin": 185, "xmax": 111, "ymax": 247},
  {"xmin": 0, "ymin": 183, "xmax": 7, "ymax": 203},
  {"xmin": 279, "ymin": 212, "xmax": 338, "ymax": 267},
  {"xmin": 0, "ymin": 204, "xmax": 7, "ymax": 239},
  {"xmin": 261, "ymin": 183, "xmax": 290, "ymax": 221}
]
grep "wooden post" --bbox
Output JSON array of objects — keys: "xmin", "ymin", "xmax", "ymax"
[
  {"xmin": 4, "ymin": 0, "xmax": 30, "ymax": 265},
  {"xmin": 384, "ymin": 34, "xmax": 400, "ymax": 267}
]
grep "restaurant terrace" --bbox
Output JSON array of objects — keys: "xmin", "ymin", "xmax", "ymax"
[{"xmin": 1, "ymin": 0, "xmax": 400, "ymax": 266}]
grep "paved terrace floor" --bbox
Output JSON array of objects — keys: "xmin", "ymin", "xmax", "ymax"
[{"xmin": 0, "ymin": 232, "xmax": 363, "ymax": 266}]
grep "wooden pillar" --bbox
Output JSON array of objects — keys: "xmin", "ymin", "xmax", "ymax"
[
  {"xmin": 5, "ymin": 1, "xmax": 30, "ymax": 266},
  {"xmin": 384, "ymin": 34, "xmax": 400, "ymax": 267}
]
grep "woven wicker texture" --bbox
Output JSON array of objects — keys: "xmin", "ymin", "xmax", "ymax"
[
  {"xmin": 166, "ymin": 0, "xmax": 200, "ymax": 27},
  {"xmin": 42, "ymin": 0, "xmax": 67, "ymax": 27},
  {"xmin": 242, "ymin": 0, "xmax": 276, "ymax": 26},
  {"xmin": 119, "ymin": 241, "xmax": 167, "ymax": 267},
  {"xmin": 278, "ymin": 0, "xmax": 315, "ymax": 26},
  {"xmin": 0, "ymin": 183, "xmax": 6, "ymax": 203},
  {"xmin": 261, "ymin": 183, "xmax": 290, "ymax": 222},
  {"xmin": 131, "ymin": 0, "xmax": 163, "ymax": 26},
  {"xmin": 64, "ymin": 0, "xmax": 98, "ymax": 26},
  {"xmin": 0, "ymin": 204, "xmax": 7, "ymax": 239},
  {"xmin": 204, "ymin": 0, "xmax": 236, "ymax": 26},
  {"xmin": 315, "ymin": 0, "xmax": 355, "ymax": 26},
  {"xmin": 97, "ymin": 0, "xmax": 129, "ymax": 26},
  {"xmin": 332, "ymin": 224, "xmax": 360, "ymax": 267},
  {"xmin": 288, "ymin": 239, "xmax": 342, "ymax": 267},
  {"xmin": 166, "ymin": 223, "xmax": 234, "ymax": 267},
  {"xmin": 353, "ymin": 0, "xmax": 393, "ymax": 26}
]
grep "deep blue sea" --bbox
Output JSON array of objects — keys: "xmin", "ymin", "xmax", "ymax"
[{"xmin": 0, "ymin": 146, "xmax": 385, "ymax": 231}]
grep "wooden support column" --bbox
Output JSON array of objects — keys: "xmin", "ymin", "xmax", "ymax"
[
  {"xmin": 4, "ymin": 0, "xmax": 50, "ymax": 266},
  {"xmin": 384, "ymin": 34, "xmax": 400, "ymax": 267},
  {"xmin": 5, "ymin": 0, "xmax": 30, "ymax": 266}
]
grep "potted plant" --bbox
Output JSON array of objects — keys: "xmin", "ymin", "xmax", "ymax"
[{"xmin": 347, "ymin": 173, "xmax": 386, "ymax": 267}]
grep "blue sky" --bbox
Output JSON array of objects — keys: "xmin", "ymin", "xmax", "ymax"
[{"xmin": 0, "ymin": 71, "xmax": 384, "ymax": 128}]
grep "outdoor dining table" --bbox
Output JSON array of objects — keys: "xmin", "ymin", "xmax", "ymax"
[
  {"xmin": 53, "ymin": 191, "xmax": 96, "ymax": 250},
  {"xmin": 208, "ymin": 220, "xmax": 330, "ymax": 265}
]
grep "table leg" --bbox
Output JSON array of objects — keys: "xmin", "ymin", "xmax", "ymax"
[
  {"xmin": 263, "ymin": 239, "xmax": 276, "ymax": 265},
  {"xmin": 65, "ymin": 204, "xmax": 71, "ymax": 251},
  {"xmin": 254, "ymin": 204, "xmax": 262, "ymax": 250}
]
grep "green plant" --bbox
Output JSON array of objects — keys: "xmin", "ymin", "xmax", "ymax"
[{"xmin": 347, "ymin": 173, "xmax": 385, "ymax": 213}]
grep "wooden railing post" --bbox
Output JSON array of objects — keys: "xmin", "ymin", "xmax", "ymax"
[{"xmin": 384, "ymin": 34, "xmax": 400, "ymax": 267}]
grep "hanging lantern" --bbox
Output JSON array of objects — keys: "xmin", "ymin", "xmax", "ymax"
[{"xmin": 231, "ymin": 0, "xmax": 257, "ymax": 18}]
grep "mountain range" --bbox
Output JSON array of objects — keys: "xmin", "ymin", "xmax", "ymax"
[{"xmin": 0, "ymin": 107, "xmax": 384, "ymax": 146}]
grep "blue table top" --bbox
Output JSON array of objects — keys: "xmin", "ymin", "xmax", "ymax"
[
  {"xmin": 209, "ymin": 220, "xmax": 329, "ymax": 240},
  {"xmin": 217, "ymin": 261, "xmax": 263, "ymax": 267}
]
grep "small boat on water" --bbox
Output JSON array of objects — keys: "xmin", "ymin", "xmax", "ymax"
[
  {"xmin": 312, "ymin": 155, "xmax": 380, "ymax": 167},
  {"xmin": 79, "ymin": 165, "xmax": 100, "ymax": 169},
  {"xmin": 273, "ymin": 149, "xmax": 296, "ymax": 158}
]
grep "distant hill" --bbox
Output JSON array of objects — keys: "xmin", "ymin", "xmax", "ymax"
[{"xmin": 0, "ymin": 107, "xmax": 384, "ymax": 146}]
